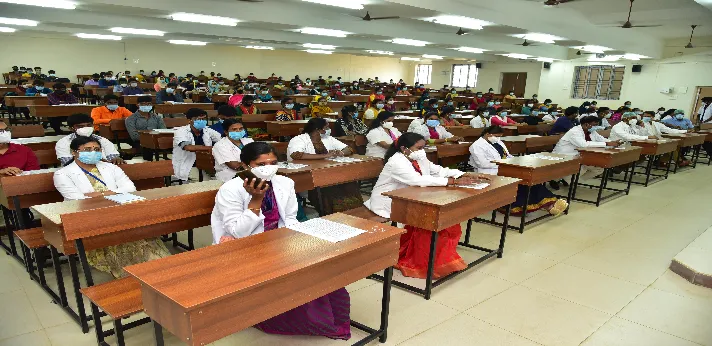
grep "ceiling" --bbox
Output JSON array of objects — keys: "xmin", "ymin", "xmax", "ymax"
[{"xmin": 1, "ymin": 0, "xmax": 712, "ymax": 62}]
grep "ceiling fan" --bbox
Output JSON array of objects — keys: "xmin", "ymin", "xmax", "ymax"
[
  {"xmin": 517, "ymin": 39, "xmax": 538, "ymax": 47},
  {"xmin": 361, "ymin": 11, "xmax": 400, "ymax": 21},
  {"xmin": 456, "ymin": 28, "xmax": 468, "ymax": 35},
  {"xmin": 544, "ymin": 0, "xmax": 573, "ymax": 5},
  {"xmin": 618, "ymin": 0, "xmax": 662, "ymax": 28},
  {"xmin": 684, "ymin": 25, "xmax": 712, "ymax": 49}
]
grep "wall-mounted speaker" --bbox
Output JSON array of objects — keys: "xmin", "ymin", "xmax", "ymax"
[
  {"xmin": 632, "ymin": 64, "xmax": 643, "ymax": 73},
  {"xmin": 476, "ymin": 62, "xmax": 482, "ymax": 68},
  {"xmin": 543, "ymin": 62, "xmax": 551, "ymax": 69}
]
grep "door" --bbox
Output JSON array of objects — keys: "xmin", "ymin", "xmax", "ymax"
[
  {"xmin": 692, "ymin": 86, "xmax": 712, "ymax": 123},
  {"xmin": 500, "ymin": 72, "xmax": 527, "ymax": 97}
]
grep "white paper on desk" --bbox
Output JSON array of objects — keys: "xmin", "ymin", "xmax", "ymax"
[
  {"xmin": 425, "ymin": 146, "xmax": 437, "ymax": 150},
  {"xmin": 455, "ymin": 183, "xmax": 490, "ymax": 190},
  {"xmin": 532, "ymin": 154, "xmax": 564, "ymax": 161},
  {"xmin": 151, "ymin": 129, "xmax": 175, "ymax": 133},
  {"xmin": 278, "ymin": 162, "xmax": 309, "ymax": 170},
  {"xmin": 20, "ymin": 168, "xmax": 59, "ymax": 175},
  {"xmin": 104, "ymin": 193, "xmax": 146, "ymax": 204},
  {"xmin": 288, "ymin": 218, "xmax": 365, "ymax": 243},
  {"xmin": 327, "ymin": 157, "xmax": 363, "ymax": 163}
]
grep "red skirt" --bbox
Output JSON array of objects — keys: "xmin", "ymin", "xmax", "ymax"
[{"xmin": 395, "ymin": 225, "xmax": 467, "ymax": 279}]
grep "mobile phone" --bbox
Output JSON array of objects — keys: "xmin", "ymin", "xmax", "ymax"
[{"xmin": 235, "ymin": 169, "xmax": 265, "ymax": 189}]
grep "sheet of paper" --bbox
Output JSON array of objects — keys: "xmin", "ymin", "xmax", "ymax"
[
  {"xmin": 278, "ymin": 162, "xmax": 309, "ymax": 170},
  {"xmin": 327, "ymin": 157, "xmax": 363, "ymax": 163},
  {"xmin": 455, "ymin": 183, "xmax": 490, "ymax": 190},
  {"xmin": 104, "ymin": 193, "xmax": 146, "ymax": 204},
  {"xmin": 151, "ymin": 129, "xmax": 175, "ymax": 133},
  {"xmin": 533, "ymin": 154, "xmax": 564, "ymax": 161},
  {"xmin": 20, "ymin": 168, "xmax": 59, "ymax": 175},
  {"xmin": 288, "ymin": 218, "xmax": 366, "ymax": 243}
]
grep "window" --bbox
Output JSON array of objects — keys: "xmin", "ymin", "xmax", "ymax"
[
  {"xmin": 571, "ymin": 65, "xmax": 625, "ymax": 100},
  {"xmin": 414, "ymin": 64, "xmax": 432, "ymax": 85},
  {"xmin": 451, "ymin": 64, "xmax": 478, "ymax": 88}
]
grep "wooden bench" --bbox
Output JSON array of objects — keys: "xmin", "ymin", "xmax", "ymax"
[
  {"xmin": 15, "ymin": 228, "xmax": 63, "ymax": 305},
  {"xmin": 80, "ymin": 277, "xmax": 150, "ymax": 346}
]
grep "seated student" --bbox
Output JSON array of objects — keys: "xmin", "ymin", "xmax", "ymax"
[
  {"xmin": 125, "ymin": 96, "xmax": 166, "ymax": 161},
  {"xmin": 553, "ymin": 116, "xmax": 619, "ymax": 180},
  {"xmin": 504, "ymin": 91, "xmax": 516, "ymax": 100},
  {"xmin": 421, "ymin": 98, "xmax": 441, "ymax": 116},
  {"xmin": 367, "ymin": 88, "xmax": 385, "ymax": 108},
  {"xmin": 46, "ymin": 83, "xmax": 79, "ymax": 134},
  {"xmin": 384, "ymin": 96, "xmax": 397, "ymax": 112},
  {"xmin": 56, "ymin": 113, "xmax": 123, "ymax": 166},
  {"xmin": 610, "ymin": 106, "xmax": 629, "ymax": 125},
  {"xmin": 470, "ymin": 107, "xmax": 491, "ymax": 128},
  {"xmin": 549, "ymin": 106, "xmax": 578, "ymax": 135},
  {"xmin": 662, "ymin": 109, "xmax": 694, "ymax": 130},
  {"xmin": 638, "ymin": 111, "xmax": 688, "ymax": 139},
  {"xmin": 122, "ymin": 79, "xmax": 143, "ymax": 96},
  {"xmin": 54, "ymin": 136, "xmax": 170, "ymax": 278},
  {"xmin": 366, "ymin": 111, "xmax": 402, "ymax": 158},
  {"xmin": 364, "ymin": 98, "xmax": 385, "ymax": 120},
  {"xmin": 256, "ymin": 87, "xmax": 273, "ymax": 102},
  {"xmin": 209, "ymin": 105, "xmax": 238, "ymax": 135},
  {"xmin": 155, "ymin": 82, "xmax": 183, "ymax": 104},
  {"xmin": 313, "ymin": 89, "xmax": 332, "ymax": 103},
  {"xmin": 333, "ymin": 105, "xmax": 368, "ymax": 137},
  {"xmin": 396, "ymin": 86, "xmax": 411, "ymax": 96},
  {"xmin": 0, "ymin": 120, "xmax": 40, "ymax": 176},
  {"xmin": 275, "ymin": 97, "xmax": 298, "ymax": 121},
  {"xmin": 25, "ymin": 80, "xmax": 52, "ymax": 96},
  {"xmin": 531, "ymin": 94, "xmax": 539, "ymax": 104},
  {"xmin": 542, "ymin": 109, "xmax": 561, "ymax": 123},
  {"xmin": 521, "ymin": 101, "xmax": 535, "ymax": 115},
  {"xmin": 229, "ymin": 88, "xmax": 246, "ymax": 108},
  {"xmin": 364, "ymin": 132, "xmax": 486, "ymax": 278},
  {"xmin": 655, "ymin": 107, "xmax": 667, "ymax": 121},
  {"xmin": 90, "ymin": 94, "xmax": 132, "ymax": 131},
  {"xmin": 45, "ymin": 70, "xmax": 59, "ymax": 82},
  {"xmin": 311, "ymin": 97, "xmax": 334, "ymax": 118},
  {"xmin": 490, "ymin": 109, "xmax": 518, "ymax": 126},
  {"xmin": 98, "ymin": 74, "xmax": 117, "ymax": 88},
  {"xmin": 112, "ymin": 78, "xmax": 128, "ymax": 93},
  {"xmin": 539, "ymin": 99, "xmax": 553, "ymax": 112},
  {"xmin": 522, "ymin": 110, "xmax": 544, "ymax": 125},
  {"xmin": 596, "ymin": 107, "xmax": 612, "ymax": 128},
  {"xmin": 287, "ymin": 118, "xmax": 362, "ymax": 214},
  {"xmin": 211, "ymin": 142, "xmax": 350, "ymax": 340},
  {"xmin": 411, "ymin": 113, "xmax": 462, "ymax": 144},
  {"xmin": 212, "ymin": 118, "xmax": 254, "ymax": 182},
  {"xmin": 609, "ymin": 112, "xmax": 655, "ymax": 142},
  {"xmin": 173, "ymin": 108, "xmax": 222, "ymax": 181},
  {"xmin": 439, "ymin": 105, "xmax": 462, "ymax": 126},
  {"xmin": 470, "ymin": 126, "xmax": 568, "ymax": 216},
  {"xmin": 235, "ymin": 95, "xmax": 261, "ymax": 116},
  {"xmin": 84, "ymin": 73, "xmax": 100, "ymax": 87}
]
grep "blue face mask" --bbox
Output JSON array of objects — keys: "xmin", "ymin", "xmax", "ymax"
[
  {"xmin": 165, "ymin": 88, "xmax": 174, "ymax": 93},
  {"xmin": 551, "ymin": 111, "xmax": 559, "ymax": 116},
  {"xmin": 193, "ymin": 119, "xmax": 207, "ymax": 130},
  {"xmin": 588, "ymin": 126, "xmax": 604, "ymax": 133},
  {"xmin": 675, "ymin": 114, "xmax": 684, "ymax": 120},
  {"xmin": 376, "ymin": 91, "xmax": 382, "ymax": 95},
  {"xmin": 321, "ymin": 93, "xmax": 328, "ymax": 97},
  {"xmin": 139, "ymin": 105, "xmax": 152, "ymax": 113},
  {"xmin": 532, "ymin": 111, "xmax": 539, "ymax": 116},
  {"xmin": 228, "ymin": 130, "xmax": 246, "ymax": 140},
  {"xmin": 285, "ymin": 104, "xmax": 294, "ymax": 110},
  {"xmin": 106, "ymin": 104, "xmax": 119, "ymax": 111},
  {"xmin": 352, "ymin": 113, "xmax": 359, "ymax": 119},
  {"xmin": 78, "ymin": 151, "xmax": 102, "ymax": 165},
  {"xmin": 447, "ymin": 101, "xmax": 454, "ymax": 106},
  {"xmin": 541, "ymin": 107, "xmax": 548, "ymax": 111},
  {"xmin": 488, "ymin": 102, "xmax": 494, "ymax": 107},
  {"xmin": 426, "ymin": 119, "xmax": 440, "ymax": 127},
  {"xmin": 642, "ymin": 117, "xmax": 652, "ymax": 123},
  {"xmin": 500, "ymin": 112, "xmax": 508, "ymax": 116},
  {"xmin": 433, "ymin": 104, "xmax": 438, "ymax": 109}
]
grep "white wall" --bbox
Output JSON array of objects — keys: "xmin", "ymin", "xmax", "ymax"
[
  {"xmin": 426, "ymin": 58, "xmax": 542, "ymax": 98},
  {"xmin": 0, "ymin": 34, "xmax": 416, "ymax": 83}
]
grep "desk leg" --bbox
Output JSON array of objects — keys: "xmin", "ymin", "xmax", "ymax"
[
  {"xmin": 644, "ymin": 155, "xmax": 654, "ymax": 187},
  {"xmin": 625, "ymin": 164, "xmax": 635, "ymax": 195},
  {"xmin": 67, "ymin": 254, "xmax": 89, "ymax": 333},
  {"xmin": 464, "ymin": 219, "xmax": 472, "ymax": 245},
  {"xmin": 571, "ymin": 171, "xmax": 581, "ymax": 200},
  {"xmin": 692, "ymin": 145, "xmax": 701, "ymax": 168},
  {"xmin": 665, "ymin": 153, "xmax": 673, "ymax": 178},
  {"xmin": 315, "ymin": 187, "xmax": 326, "ymax": 217},
  {"xmin": 74, "ymin": 239, "xmax": 95, "ymax": 286},
  {"xmin": 153, "ymin": 320, "xmax": 165, "ymax": 346},
  {"xmin": 518, "ymin": 185, "xmax": 531, "ymax": 234},
  {"xmin": 565, "ymin": 174, "xmax": 577, "ymax": 215},
  {"xmin": 595, "ymin": 168, "xmax": 609, "ymax": 207},
  {"xmin": 378, "ymin": 267, "xmax": 393, "ymax": 343},
  {"xmin": 498, "ymin": 204, "xmax": 512, "ymax": 258},
  {"xmin": 424, "ymin": 231, "xmax": 438, "ymax": 300},
  {"xmin": 50, "ymin": 246, "xmax": 69, "ymax": 308}
]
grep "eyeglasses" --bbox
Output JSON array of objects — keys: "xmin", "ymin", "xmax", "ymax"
[{"xmin": 75, "ymin": 148, "xmax": 102, "ymax": 153}]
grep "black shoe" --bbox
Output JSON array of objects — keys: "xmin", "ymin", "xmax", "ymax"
[
  {"xmin": 560, "ymin": 179, "xmax": 569, "ymax": 187},
  {"xmin": 549, "ymin": 180, "xmax": 560, "ymax": 190}
]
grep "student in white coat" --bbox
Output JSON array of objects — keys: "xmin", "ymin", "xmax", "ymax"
[
  {"xmin": 596, "ymin": 108, "xmax": 612, "ymax": 128},
  {"xmin": 364, "ymin": 132, "xmax": 488, "ymax": 279},
  {"xmin": 210, "ymin": 142, "xmax": 352, "ymax": 340},
  {"xmin": 53, "ymin": 136, "xmax": 169, "ymax": 278},
  {"xmin": 469, "ymin": 126, "xmax": 568, "ymax": 216},
  {"xmin": 470, "ymin": 108, "xmax": 491, "ymax": 128},
  {"xmin": 55, "ymin": 113, "xmax": 123, "ymax": 166},
  {"xmin": 697, "ymin": 97, "xmax": 712, "ymax": 124},
  {"xmin": 542, "ymin": 109, "xmax": 561, "ymax": 123},
  {"xmin": 172, "ymin": 108, "xmax": 222, "ymax": 181},
  {"xmin": 410, "ymin": 113, "xmax": 462, "ymax": 144},
  {"xmin": 553, "ymin": 116, "xmax": 620, "ymax": 180},
  {"xmin": 212, "ymin": 118, "xmax": 254, "ymax": 182},
  {"xmin": 637, "ymin": 111, "xmax": 688, "ymax": 139},
  {"xmin": 610, "ymin": 112, "xmax": 655, "ymax": 142},
  {"xmin": 366, "ymin": 111, "xmax": 402, "ymax": 158}
]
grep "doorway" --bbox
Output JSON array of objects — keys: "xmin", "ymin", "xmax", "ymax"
[
  {"xmin": 500, "ymin": 72, "xmax": 527, "ymax": 97},
  {"xmin": 692, "ymin": 86, "xmax": 712, "ymax": 123}
]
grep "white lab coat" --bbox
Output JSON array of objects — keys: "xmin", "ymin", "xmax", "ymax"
[
  {"xmin": 212, "ymin": 137, "xmax": 255, "ymax": 182},
  {"xmin": 698, "ymin": 103, "xmax": 712, "ymax": 123},
  {"xmin": 635, "ymin": 121, "xmax": 686, "ymax": 139},
  {"xmin": 470, "ymin": 116, "xmax": 490, "ymax": 128},
  {"xmin": 53, "ymin": 161, "xmax": 136, "ymax": 200},
  {"xmin": 172, "ymin": 125, "xmax": 222, "ymax": 181},
  {"xmin": 542, "ymin": 114, "xmax": 559, "ymax": 122},
  {"xmin": 469, "ymin": 137, "xmax": 512, "ymax": 175},
  {"xmin": 286, "ymin": 133, "xmax": 348, "ymax": 161},
  {"xmin": 366, "ymin": 127, "xmax": 402, "ymax": 158},
  {"xmin": 407, "ymin": 118, "xmax": 423, "ymax": 133},
  {"xmin": 553, "ymin": 125, "xmax": 607, "ymax": 155},
  {"xmin": 609, "ymin": 122, "xmax": 649, "ymax": 142},
  {"xmin": 55, "ymin": 134, "xmax": 119, "ymax": 164},
  {"xmin": 210, "ymin": 175, "xmax": 299, "ymax": 244},
  {"xmin": 410, "ymin": 124, "xmax": 454, "ymax": 140},
  {"xmin": 601, "ymin": 117, "xmax": 611, "ymax": 128},
  {"xmin": 364, "ymin": 152, "xmax": 464, "ymax": 218}
]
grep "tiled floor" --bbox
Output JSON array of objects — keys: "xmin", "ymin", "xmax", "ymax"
[{"xmin": 1, "ymin": 164, "xmax": 712, "ymax": 345}]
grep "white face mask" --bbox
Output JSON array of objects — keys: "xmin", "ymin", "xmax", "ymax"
[
  {"xmin": 527, "ymin": 104, "xmax": 534, "ymax": 107},
  {"xmin": 0, "ymin": 131, "xmax": 11, "ymax": 144},
  {"xmin": 251, "ymin": 165, "xmax": 279, "ymax": 181},
  {"xmin": 408, "ymin": 149, "xmax": 427, "ymax": 161},
  {"xmin": 320, "ymin": 128, "xmax": 331, "ymax": 138},
  {"xmin": 130, "ymin": 83, "xmax": 138, "ymax": 87},
  {"xmin": 628, "ymin": 119, "xmax": 638, "ymax": 126},
  {"xmin": 75, "ymin": 127, "xmax": 94, "ymax": 137},
  {"xmin": 382, "ymin": 121, "xmax": 394, "ymax": 129}
]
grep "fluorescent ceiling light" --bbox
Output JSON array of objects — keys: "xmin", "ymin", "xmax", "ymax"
[
  {"xmin": 588, "ymin": 55, "xmax": 621, "ymax": 62},
  {"xmin": 170, "ymin": 12, "xmax": 239, "ymax": 26},
  {"xmin": 511, "ymin": 33, "xmax": 563, "ymax": 44},
  {"xmin": 623, "ymin": 53, "xmax": 649, "ymax": 60},
  {"xmin": 76, "ymin": 33, "xmax": 122, "ymax": 40},
  {"xmin": 303, "ymin": 43, "xmax": 336, "ymax": 50},
  {"xmin": 576, "ymin": 45, "xmax": 612, "ymax": 53},
  {"xmin": 110, "ymin": 27, "xmax": 165, "ymax": 36},
  {"xmin": 454, "ymin": 47, "xmax": 486, "ymax": 54},
  {"xmin": 305, "ymin": 49, "xmax": 333, "ymax": 54},
  {"xmin": 0, "ymin": 26, "xmax": 17, "ymax": 33},
  {"xmin": 366, "ymin": 50, "xmax": 394, "ymax": 55},
  {"xmin": 422, "ymin": 54, "xmax": 444, "ymax": 59},
  {"xmin": 501, "ymin": 53, "xmax": 530, "ymax": 59},
  {"xmin": 391, "ymin": 38, "xmax": 428, "ymax": 46},
  {"xmin": 246, "ymin": 45, "xmax": 273, "ymax": 50},
  {"xmin": 425, "ymin": 15, "xmax": 491, "ymax": 30},
  {"xmin": 169, "ymin": 40, "xmax": 207, "ymax": 46},
  {"xmin": 0, "ymin": 17, "xmax": 38, "ymax": 26},
  {"xmin": 401, "ymin": 57, "xmax": 420, "ymax": 61},
  {"xmin": 299, "ymin": 27, "xmax": 350, "ymax": 37},
  {"xmin": 0, "ymin": 0, "xmax": 76, "ymax": 9},
  {"xmin": 300, "ymin": 0, "xmax": 365, "ymax": 9},
  {"xmin": 536, "ymin": 57, "xmax": 554, "ymax": 63}
]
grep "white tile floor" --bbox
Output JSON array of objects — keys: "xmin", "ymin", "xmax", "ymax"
[{"xmin": 1, "ymin": 164, "xmax": 712, "ymax": 345}]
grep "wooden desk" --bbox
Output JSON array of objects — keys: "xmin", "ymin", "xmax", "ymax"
[
  {"xmin": 424, "ymin": 142, "xmax": 472, "ymax": 167},
  {"xmin": 126, "ymin": 213, "xmax": 403, "ymax": 346},
  {"xmin": 139, "ymin": 130, "xmax": 175, "ymax": 160},
  {"xmin": 282, "ymin": 155, "xmax": 383, "ymax": 195},
  {"xmin": 29, "ymin": 105, "xmax": 96, "ymax": 118},
  {"xmin": 627, "ymin": 139, "xmax": 680, "ymax": 186},
  {"xmin": 662, "ymin": 133, "xmax": 706, "ymax": 171},
  {"xmin": 10, "ymin": 135, "xmax": 63, "ymax": 151},
  {"xmin": 265, "ymin": 119, "xmax": 335, "ymax": 138},
  {"xmin": 573, "ymin": 146, "xmax": 643, "ymax": 206},
  {"xmin": 11, "ymin": 97, "xmax": 49, "ymax": 108},
  {"xmin": 379, "ymin": 176, "xmax": 519, "ymax": 299},
  {"xmin": 154, "ymin": 103, "xmax": 212, "ymax": 115},
  {"xmin": 5, "ymin": 96, "xmax": 46, "ymax": 107},
  {"xmin": 291, "ymin": 94, "xmax": 314, "ymax": 104},
  {"xmin": 343, "ymin": 94, "xmax": 370, "ymax": 103},
  {"xmin": 490, "ymin": 154, "xmax": 581, "ymax": 232},
  {"xmin": 123, "ymin": 95, "xmax": 156, "ymax": 105},
  {"xmin": 446, "ymin": 126, "xmax": 482, "ymax": 142},
  {"xmin": 241, "ymin": 113, "xmax": 276, "ymax": 130},
  {"xmin": 500, "ymin": 135, "xmax": 540, "ymax": 155},
  {"xmin": 254, "ymin": 101, "xmax": 284, "ymax": 112},
  {"xmin": 210, "ymin": 94, "xmax": 230, "ymax": 103}
]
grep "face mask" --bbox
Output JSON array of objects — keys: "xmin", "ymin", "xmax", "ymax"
[
  {"xmin": 605, "ymin": 113, "xmax": 612, "ymax": 119},
  {"xmin": 500, "ymin": 112, "xmax": 508, "ymax": 117},
  {"xmin": 495, "ymin": 101, "xmax": 501, "ymax": 105},
  {"xmin": 388, "ymin": 100, "xmax": 395, "ymax": 105},
  {"xmin": 228, "ymin": 130, "xmax": 246, "ymax": 140},
  {"xmin": 509, "ymin": 93, "xmax": 514, "ymax": 96},
  {"xmin": 376, "ymin": 103, "xmax": 384, "ymax": 109},
  {"xmin": 128, "ymin": 82, "xmax": 138, "ymax": 88},
  {"xmin": 426, "ymin": 119, "xmax": 440, "ymax": 127},
  {"xmin": 382, "ymin": 121, "xmax": 394, "ymax": 129},
  {"xmin": 376, "ymin": 91, "xmax": 382, "ymax": 95},
  {"xmin": 104, "ymin": 77, "xmax": 111, "ymax": 81},
  {"xmin": 341, "ymin": 88, "xmax": 346, "ymax": 92},
  {"xmin": 447, "ymin": 102, "xmax": 454, "ymax": 106},
  {"xmin": 675, "ymin": 114, "xmax": 684, "ymax": 120},
  {"xmin": 49, "ymin": 74, "xmax": 55, "ymax": 77},
  {"xmin": 321, "ymin": 93, "xmax": 328, "ymax": 97},
  {"xmin": 106, "ymin": 104, "xmax": 119, "ymax": 111},
  {"xmin": 408, "ymin": 149, "xmax": 427, "ymax": 161},
  {"xmin": 76, "ymin": 127, "xmax": 94, "ymax": 137},
  {"xmin": 139, "ymin": 105, "xmax": 153, "ymax": 113},
  {"xmin": 251, "ymin": 165, "xmax": 279, "ymax": 181},
  {"xmin": 551, "ymin": 112, "xmax": 559, "ymax": 116},
  {"xmin": 0, "ymin": 131, "xmax": 11, "ymax": 143},
  {"xmin": 192, "ymin": 119, "xmax": 207, "ymax": 130},
  {"xmin": 120, "ymin": 83, "xmax": 127, "ymax": 87},
  {"xmin": 285, "ymin": 104, "xmax": 294, "ymax": 110},
  {"xmin": 219, "ymin": 82, "xmax": 225, "ymax": 85},
  {"xmin": 487, "ymin": 102, "xmax": 494, "ymax": 107},
  {"xmin": 320, "ymin": 128, "xmax": 331, "ymax": 138},
  {"xmin": 353, "ymin": 103, "xmax": 358, "ymax": 107},
  {"xmin": 352, "ymin": 113, "xmax": 359, "ymax": 119},
  {"xmin": 78, "ymin": 151, "xmax": 102, "ymax": 165},
  {"xmin": 642, "ymin": 117, "xmax": 652, "ymax": 123},
  {"xmin": 625, "ymin": 104, "xmax": 631, "ymax": 107},
  {"xmin": 628, "ymin": 119, "xmax": 638, "ymax": 126},
  {"xmin": 261, "ymin": 91, "xmax": 268, "ymax": 95},
  {"xmin": 527, "ymin": 104, "xmax": 534, "ymax": 107},
  {"xmin": 165, "ymin": 88, "xmax": 174, "ymax": 93},
  {"xmin": 532, "ymin": 111, "xmax": 539, "ymax": 116},
  {"xmin": 433, "ymin": 104, "xmax": 438, "ymax": 109},
  {"xmin": 482, "ymin": 112, "xmax": 489, "ymax": 117}
]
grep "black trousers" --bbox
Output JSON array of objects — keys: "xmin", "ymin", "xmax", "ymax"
[{"xmin": 131, "ymin": 140, "xmax": 155, "ymax": 161}]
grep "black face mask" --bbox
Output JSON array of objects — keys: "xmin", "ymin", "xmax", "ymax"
[
  {"xmin": 93, "ymin": 78, "xmax": 99, "ymax": 82},
  {"xmin": 56, "ymin": 89, "xmax": 66, "ymax": 94}
]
